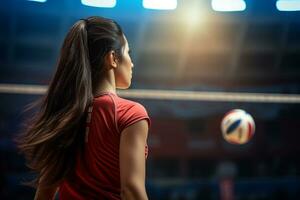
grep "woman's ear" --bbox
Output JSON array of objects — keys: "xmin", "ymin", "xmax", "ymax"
[{"xmin": 105, "ymin": 50, "xmax": 118, "ymax": 69}]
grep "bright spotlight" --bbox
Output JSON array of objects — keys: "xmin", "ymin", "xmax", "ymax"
[
  {"xmin": 276, "ymin": 0, "xmax": 300, "ymax": 11},
  {"xmin": 143, "ymin": 0, "xmax": 177, "ymax": 10},
  {"xmin": 81, "ymin": 0, "xmax": 116, "ymax": 8},
  {"xmin": 27, "ymin": 0, "xmax": 47, "ymax": 2},
  {"xmin": 185, "ymin": 7, "xmax": 202, "ymax": 28},
  {"xmin": 211, "ymin": 0, "xmax": 246, "ymax": 12}
]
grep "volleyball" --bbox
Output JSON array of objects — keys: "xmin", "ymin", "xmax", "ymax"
[{"xmin": 221, "ymin": 109, "xmax": 255, "ymax": 144}]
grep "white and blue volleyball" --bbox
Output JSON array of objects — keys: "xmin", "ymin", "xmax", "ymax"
[{"xmin": 221, "ymin": 109, "xmax": 255, "ymax": 144}]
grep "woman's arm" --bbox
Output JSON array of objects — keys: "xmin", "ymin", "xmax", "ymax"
[{"xmin": 119, "ymin": 120, "xmax": 149, "ymax": 200}]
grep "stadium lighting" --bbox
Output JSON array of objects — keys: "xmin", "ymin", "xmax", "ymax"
[
  {"xmin": 143, "ymin": 0, "xmax": 177, "ymax": 10},
  {"xmin": 276, "ymin": 0, "xmax": 300, "ymax": 11},
  {"xmin": 81, "ymin": 0, "xmax": 116, "ymax": 8},
  {"xmin": 27, "ymin": 0, "xmax": 47, "ymax": 2},
  {"xmin": 211, "ymin": 0, "xmax": 246, "ymax": 12}
]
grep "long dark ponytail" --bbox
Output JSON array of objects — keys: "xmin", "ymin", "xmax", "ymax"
[{"xmin": 16, "ymin": 16, "xmax": 125, "ymax": 188}]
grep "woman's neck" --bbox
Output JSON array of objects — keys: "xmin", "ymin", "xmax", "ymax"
[{"xmin": 94, "ymin": 70, "xmax": 116, "ymax": 96}]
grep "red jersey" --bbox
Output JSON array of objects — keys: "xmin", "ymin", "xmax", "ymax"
[{"xmin": 59, "ymin": 92, "xmax": 150, "ymax": 199}]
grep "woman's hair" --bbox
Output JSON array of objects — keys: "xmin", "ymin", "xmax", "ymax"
[{"xmin": 16, "ymin": 16, "xmax": 125, "ymax": 188}]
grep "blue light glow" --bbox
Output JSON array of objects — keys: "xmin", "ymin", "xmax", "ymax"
[
  {"xmin": 211, "ymin": 0, "xmax": 246, "ymax": 12},
  {"xmin": 276, "ymin": 0, "xmax": 300, "ymax": 11},
  {"xmin": 81, "ymin": 0, "xmax": 116, "ymax": 8},
  {"xmin": 143, "ymin": 0, "xmax": 177, "ymax": 10}
]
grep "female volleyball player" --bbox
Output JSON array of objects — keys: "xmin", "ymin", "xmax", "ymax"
[{"xmin": 17, "ymin": 16, "xmax": 150, "ymax": 200}]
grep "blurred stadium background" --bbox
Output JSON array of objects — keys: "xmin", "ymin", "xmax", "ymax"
[{"xmin": 1, "ymin": 0, "xmax": 300, "ymax": 199}]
